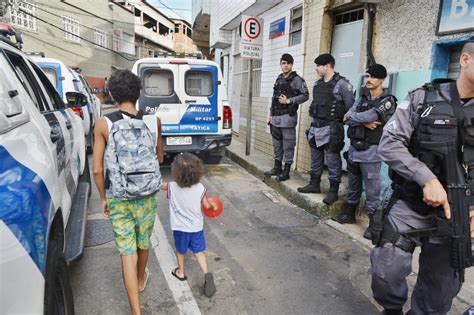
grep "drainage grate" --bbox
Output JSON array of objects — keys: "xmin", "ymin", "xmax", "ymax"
[{"xmin": 85, "ymin": 219, "xmax": 115, "ymax": 247}]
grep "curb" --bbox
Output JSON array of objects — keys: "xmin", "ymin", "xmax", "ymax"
[{"xmin": 224, "ymin": 145, "xmax": 347, "ymax": 218}]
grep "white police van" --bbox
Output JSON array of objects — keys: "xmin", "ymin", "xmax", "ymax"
[
  {"xmin": 33, "ymin": 57, "xmax": 96, "ymax": 154},
  {"xmin": 132, "ymin": 56, "xmax": 232, "ymax": 158},
  {"xmin": 0, "ymin": 24, "xmax": 89, "ymax": 313}
]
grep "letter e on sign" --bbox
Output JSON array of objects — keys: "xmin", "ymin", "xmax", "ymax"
[{"xmin": 241, "ymin": 15, "xmax": 263, "ymax": 45}]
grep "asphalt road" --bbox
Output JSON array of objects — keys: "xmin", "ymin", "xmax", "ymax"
[{"xmin": 69, "ymin": 155, "xmax": 389, "ymax": 315}]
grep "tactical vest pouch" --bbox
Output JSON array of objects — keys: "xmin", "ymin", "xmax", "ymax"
[
  {"xmin": 332, "ymin": 100, "xmax": 346, "ymax": 120},
  {"xmin": 316, "ymin": 102, "xmax": 329, "ymax": 119}
]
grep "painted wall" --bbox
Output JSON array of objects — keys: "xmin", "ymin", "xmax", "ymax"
[{"xmin": 6, "ymin": 0, "xmax": 135, "ymax": 79}]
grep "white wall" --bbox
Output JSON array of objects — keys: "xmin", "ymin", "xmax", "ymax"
[{"xmin": 259, "ymin": 0, "xmax": 304, "ymax": 98}]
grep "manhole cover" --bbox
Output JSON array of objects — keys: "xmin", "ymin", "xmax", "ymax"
[{"xmin": 85, "ymin": 219, "xmax": 115, "ymax": 247}]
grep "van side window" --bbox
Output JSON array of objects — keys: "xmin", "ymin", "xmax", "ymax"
[
  {"xmin": 41, "ymin": 67, "xmax": 58, "ymax": 89},
  {"xmin": 185, "ymin": 70, "xmax": 214, "ymax": 96},
  {"xmin": 143, "ymin": 69, "xmax": 174, "ymax": 96},
  {"xmin": 30, "ymin": 61, "xmax": 66, "ymax": 110},
  {"xmin": 4, "ymin": 51, "xmax": 49, "ymax": 112}
]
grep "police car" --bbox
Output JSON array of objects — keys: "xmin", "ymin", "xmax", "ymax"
[
  {"xmin": 33, "ymin": 57, "xmax": 96, "ymax": 154},
  {"xmin": 132, "ymin": 56, "xmax": 232, "ymax": 159},
  {"xmin": 0, "ymin": 24, "xmax": 89, "ymax": 313}
]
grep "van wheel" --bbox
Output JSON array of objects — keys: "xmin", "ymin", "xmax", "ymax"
[
  {"xmin": 201, "ymin": 149, "xmax": 223, "ymax": 164},
  {"xmin": 44, "ymin": 241, "xmax": 75, "ymax": 315}
]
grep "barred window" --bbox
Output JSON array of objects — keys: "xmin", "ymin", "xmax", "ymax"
[
  {"xmin": 11, "ymin": 0, "xmax": 38, "ymax": 31},
  {"xmin": 94, "ymin": 28, "xmax": 108, "ymax": 49},
  {"xmin": 289, "ymin": 5, "xmax": 302, "ymax": 46},
  {"xmin": 63, "ymin": 15, "xmax": 81, "ymax": 42}
]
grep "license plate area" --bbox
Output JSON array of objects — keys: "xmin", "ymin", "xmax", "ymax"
[{"xmin": 166, "ymin": 136, "xmax": 192, "ymax": 146}]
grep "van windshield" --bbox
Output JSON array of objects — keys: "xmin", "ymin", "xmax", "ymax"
[
  {"xmin": 185, "ymin": 70, "xmax": 213, "ymax": 96},
  {"xmin": 143, "ymin": 69, "xmax": 174, "ymax": 96}
]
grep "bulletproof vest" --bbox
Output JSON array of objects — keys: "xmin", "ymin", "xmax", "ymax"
[
  {"xmin": 347, "ymin": 94, "xmax": 392, "ymax": 151},
  {"xmin": 271, "ymin": 72, "xmax": 299, "ymax": 116},
  {"xmin": 310, "ymin": 74, "xmax": 346, "ymax": 126},
  {"xmin": 390, "ymin": 82, "xmax": 474, "ymax": 214}
]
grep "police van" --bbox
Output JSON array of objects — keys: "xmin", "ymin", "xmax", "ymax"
[
  {"xmin": 0, "ymin": 24, "xmax": 89, "ymax": 313},
  {"xmin": 33, "ymin": 57, "xmax": 97, "ymax": 154},
  {"xmin": 132, "ymin": 56, "xmax": 232, "ymax": 158}
]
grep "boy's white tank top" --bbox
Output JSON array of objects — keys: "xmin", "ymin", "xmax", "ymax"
[{"xmin": 168, "ymin": 182, "xmax": 206, "ymax": 232}]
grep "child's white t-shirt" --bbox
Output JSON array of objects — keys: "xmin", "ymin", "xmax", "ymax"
[{"xmin": 168, "ymin": 182, "xmax": 206, "ymax": 232}]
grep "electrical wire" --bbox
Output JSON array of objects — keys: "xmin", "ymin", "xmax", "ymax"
[
  {"xmin": 17, "ymin": 6, "xmax": 137, "ymax": 61},
  {"xmin": 18, "ymin": 1, "xmax": 174, "ymax": 52}
]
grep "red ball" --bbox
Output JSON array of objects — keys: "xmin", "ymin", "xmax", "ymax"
[{"xmin": 202, "ymin": 196, "xmax": 223, "ymax": 218}]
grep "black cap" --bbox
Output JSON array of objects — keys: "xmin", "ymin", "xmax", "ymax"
[
  {"xmin": 366, "ymin": 64, "xmax": 387, "ymax": 79},
  {"xmin": 280, "ymin": 53, "xmax": 294, "ymax": 64},
  {"xmin": 314, "ymin": 53, "xmax": 335, "ymax": 65}
]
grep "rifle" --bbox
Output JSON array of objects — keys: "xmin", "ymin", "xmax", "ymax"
[{"xmin": 403, "ymin": 140, "xmax": 473, "ymax": 280}]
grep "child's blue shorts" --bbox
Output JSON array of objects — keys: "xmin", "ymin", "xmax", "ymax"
[{"xmin": 173, "ymin": 230, "xmax": 206, "ymax": 254}]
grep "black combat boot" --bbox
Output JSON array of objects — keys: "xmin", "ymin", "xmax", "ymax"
[
  {"xmin": 323, "ymin": 180, "xmax": 339, "ymax": 205},
  {"xmin": 332, "ymin": 202, "xmax": 357, "ymax": 224},
  {"xmin": 382, "ymin": 309, "xmax": 403, "ymax": 315},
  {"xmin": 264, "ymin": 159, "xmax": 282, "ymax": 177},
  {"xmin": 277, "ymin": 163, "xmax": 291, "ymax": 181},
  {"xmin": 363, "ymin": 214, "xmax": 374, "ymax": 240},
  {"xmin": 297, "ymin": 172, "xmax": 321, "ymax": 193}
]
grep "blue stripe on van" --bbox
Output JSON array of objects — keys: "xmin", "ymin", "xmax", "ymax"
[
  {"xmin": 36, "ymin": 62, "xmax": 63, "ymax": 98},
  {"xmin": 0, "ymin": 146, "xmax": 52, "ymax": 274}
]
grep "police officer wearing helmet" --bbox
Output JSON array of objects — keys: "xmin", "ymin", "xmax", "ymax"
[
  {"xmin": 297, "ymin": 53, "xmax": 355, "ymax": 205},
  {"xmin": 333, "ymin": 64, "xmax": 396, "ymax": 237},
  {"xmin": 370, "ymin": 38, "xmax": 474, "ymax": 314},
  {"xmin": 264, "ymin": 53, "xmax": 309, "ymax": 181}
]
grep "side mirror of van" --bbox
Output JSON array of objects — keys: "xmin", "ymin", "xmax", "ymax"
[{"xmin": 66, "ymin": 92, "xmax": 87, "ymax": 107}]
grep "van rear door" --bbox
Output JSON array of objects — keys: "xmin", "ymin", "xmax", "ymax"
[
  {"xmin": 137, "ymin": 63, "xmax": 182, "ymax": 134},
  {"xmin": 178, "ymin": 64, "xmax": 219, "ymax": 134}
]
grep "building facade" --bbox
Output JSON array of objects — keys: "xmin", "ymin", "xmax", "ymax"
[
  {"xmin": 173, "ymin": 18, "xmax": 197, "ymax": 54},
  {"xmin": 2, "ymin": 0, "xmax": 136, "ymax": 94},
  {"xmin": 129, "ymin": 0, "xmax": 175, "ymax": 58},
  {"xmin": 210, "ymin": 0, "xmax": 474, "ymax": 199}
]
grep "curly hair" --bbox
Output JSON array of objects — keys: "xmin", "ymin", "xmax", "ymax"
[
  {"xmin": 171, "ymin": 153, "xmax": 204, "ymax": 188},
  {"xmin": 108, "ymin": 69, "xmax": 141, "ymax": 104}
]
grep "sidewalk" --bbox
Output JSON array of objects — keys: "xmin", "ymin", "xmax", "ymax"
[{"xmin": 225, "ymin": 140, "xmax": 473, "ymax": 306}]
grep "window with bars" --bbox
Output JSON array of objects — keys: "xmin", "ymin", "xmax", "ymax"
[
  {"xmin": 63, "ymin": 15, "xmax": 81, "ymax": 42},
  {"xmin": 289, "ymin": 5, "xmax": 302, "ymax": 46},
  {"xmin": 94, "ymin": 28, "xmax": 108, "ymax": 49},
  {"xmin": 11, "ymin": 0, "xmax": 38, "ymax": 31},
  {"xmin": 335, "ymin": 9, "xmax": 364, "ymax": 25}
]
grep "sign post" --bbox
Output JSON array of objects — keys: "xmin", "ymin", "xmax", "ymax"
[{"xmin": 240, "ymin": 15, "xmax": 263, "ymax": 156}]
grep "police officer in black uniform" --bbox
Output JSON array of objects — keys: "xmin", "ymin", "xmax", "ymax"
[
  {"xmin": 264, "ymin": 53, "xmax": 309, "ymax": 181},
  {"xmin": 333, "ymin": 64, "xmax": 396, "ymax": 238},
  {"xmin": 298, "ymin": 54, "xmax": 355, "ymax": 205},
  {"xmin": 371, "ymin": 38, "xmax": 474, "ymax": 314}
]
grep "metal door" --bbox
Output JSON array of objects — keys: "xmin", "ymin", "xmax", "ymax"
[
  {"xmin": 331, "ymin": 15, "xmax": 364, "ymax": 169},
  {"xmin": 331, "ymin": 19, "xmax": 363, "ymax": 93},
  {"xmin": 232, "ymin": 55, "xmax": 242, "ymax": 133}
]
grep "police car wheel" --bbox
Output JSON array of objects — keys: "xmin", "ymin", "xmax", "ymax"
[{"xmin": 44, "ymin": 241, "xmax": 74, "ymax": 315}]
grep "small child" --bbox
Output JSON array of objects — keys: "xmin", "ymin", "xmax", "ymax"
[{"xmin": 161, "ymin": 153, "xmax": 217, "ymax": 298}]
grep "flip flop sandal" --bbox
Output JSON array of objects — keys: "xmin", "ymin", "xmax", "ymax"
[
  {"xmin": 171, "ymin": 267, "xmax": 187, "ymax": 281},
  {"xmin": 139, "ymin": 267, "xmax": 150, "ymax": 293},
  {"xmin": 204, "ymin": 272, "xmax": 216, "ymax": 297}
]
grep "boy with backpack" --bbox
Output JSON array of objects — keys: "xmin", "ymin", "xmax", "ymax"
[{"xmin": 92, "ymin": 69, "xmax": 164, "ymax": 315}]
